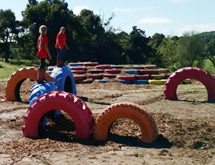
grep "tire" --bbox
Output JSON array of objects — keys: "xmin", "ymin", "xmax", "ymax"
[
  {"xmin": 139, "ymin": 69, "xmax": 158, "ymax": 75},
  {"xmin": 83, "ymin": 62, "xmax": 99, "ymax": 66},
  {"xmin": 5, "ymin": 67, "xmax": 53, "ymax": 102},
  {"xmin": 123, "ymin": 70, "xmax": 139, "ymax": 75},
  {"xmin": 133, "ymin": 80, "xmax": 148, "ymax": 84},
  {"xmin": 69, "ymin": 66, "xmax": 87, "ymax": 70},
  {"xmin": 148, "ymin": 79, "xmax": 167, "ymax": 85},
  {"xmin": 164, "ymin": 67, "xmax": 215, "ymax": 101},
  {"xmin": 51, "ymin": 66, "xmax": 76, "ymax": 95},
  {"xmin": 88, "ymin": 70, "xmax": 104, "ymax": 74},
  {"xmin": 105, "ymin": 69, "xmax": 121, "ymax": 74},
  {"xmin": 117, "ymin": 80, "xmax": 132, "ymax": 84},
  {"xmin": 150, "ymin": 74, "xmax": 166, "ymax": 80},
  {"xmin": 94, "ymin": 102, "xmax": 158, "ymax": 143},
  {"xmin": 22, "ymin": 91, "xmax": 94, "ymax": 139},
  {"xmin": 117, "ymin": 75, "xmax": 136, "ymax": 81},
  {"xmin": 71, "ymin": 70, "xmax": 86, "ymax": 74},
  {"xmin": 29, "ymin": 82, "xmax": 55, "ymax": 106},
  {"xmin": 87, "ymin": 74, "xmax": 103, "ymax": 79},
  {"xmin": 135, "ymin": 74, "xmax": 150, "ymax": 80},
  {"xmin": 95, "ymin": 65, "xmax": 111, "ymax": 69},
  {"xmin": 74, "ymin": 75, "xmax": 86, "ymax": 82},
  {"xmin": 68, "ymin": 63, "xmax": 83, "ymax": 67}
]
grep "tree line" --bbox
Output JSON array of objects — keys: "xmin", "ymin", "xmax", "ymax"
[{"xmin": 0, "ymin": 0, "xmax": 215, "ymax": 72}]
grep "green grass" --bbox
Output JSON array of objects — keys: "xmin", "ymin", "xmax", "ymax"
[
  {"xmin": 0, "ymin": 58, "xmax": 40, "ymax": 80},
  {"xmin": 203, "ymin": 59, "xmax": 215, "ymax": 74}
]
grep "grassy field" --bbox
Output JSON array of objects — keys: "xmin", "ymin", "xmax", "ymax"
[{"xmin": 0, "ymin": 58, "xmax": 40, "ymax": 80}]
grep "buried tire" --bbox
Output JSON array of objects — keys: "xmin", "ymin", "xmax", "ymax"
[
  {"xmin": 94, "ymin": 102, "xmax": 158, "ymax": 143},
  {"xmin": 23, "ymin": 91, "xmax": 94, "ymax": 139},
  {"xmin": 5, "ymin": 67, "xmax": 53, "ymax": 102},
  {"xmin": 164, "ymin": 67, "xmax": 215, "ymax": 101},
  {"xmin": 51, "ymin": 66, "xmax": 76, "ymax": 95}
]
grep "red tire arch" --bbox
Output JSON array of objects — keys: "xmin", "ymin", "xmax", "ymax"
[
  {"xmin": 164, "ymin": 67, "xmax": 215, "ymax": 101},
  {"xmin": 22, "ymin": 91, "xmax": 94, "ymax": 139}
]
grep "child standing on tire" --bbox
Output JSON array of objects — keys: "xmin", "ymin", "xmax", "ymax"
[
  {"xmin": 55, "ymin": 27, "xmax": 69, "ymax": 67},
  {"xmin": 36, "ymin": 25, "xmax": 52, "ymax": 83}
]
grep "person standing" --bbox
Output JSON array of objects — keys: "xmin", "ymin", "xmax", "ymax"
[
  {"xmin": 55, "ymin": 27, "xmax": 69, "ymax": 67},
  {"xmin": 36, "ymin": 25, "xmax": 52, "ymax": 83}
]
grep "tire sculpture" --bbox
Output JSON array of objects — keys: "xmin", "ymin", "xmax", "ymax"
[
  {"xmin": 23, "ymin": 91, "xmax": 94, "ymax": 139},
  {"xmin": 51, "ymin": 66, "xmax": 76, "ymax": 95},
  {"xmin": 117, "ymin": 75, "xmax": 136, "ymax": 81},
  {"xmin": 5, "ymin": 67, "xmax": 53, "ymax": 101},
  {"xmin": 164, "ymin": 67, "xmax": 215, "ymax": 101},
  {"xmin": 94, "ymin": 102, "xmax": 158, "ymax": 143}
]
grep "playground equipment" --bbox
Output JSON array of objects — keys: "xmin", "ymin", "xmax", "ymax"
[
  {"xmin": 94, "ymin": 102, "xmax": 158, "ymax": 143},
  {"xmin": 23, "ymin": 91, "xmax": 94, "ymax": 139},
  {"xmin": 164, "ymin": 67, "xmax": 215, "ymax": 101},
  {"xmin": 5, "ymin": 67, "xmax": 53, "ymax": 102}
]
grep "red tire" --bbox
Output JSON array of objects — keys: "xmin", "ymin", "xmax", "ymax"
[
  {"xmin": 22, "ymin": 91, "xmax": 94, "ymax": 139},
  {"xmin": 94, "ymin": 102, "xmax": 158, "ymax": 143},
  {"xmin": 74, "ymin": 75, "xmax": 86, "ymax": 81},
  {"xmin": 139, "ymin": 69, "xmax": 158, "ymax": 75},
  {"xmin": 95, "ymin": 65, "xmax": 111, "ymax": 69},
  {"xmin": 5, "ymin": 67, "xmax": 53, "ymax": 101},
  {"xmin": 87, "ymin": 74, "xmax": 103, "ymax": 79},
  {"xmin": 164, "ymin": 67, "xmax": 215, "ymax": 101},
  {"xmin": 71, "ymin": 70, "xmax": 86, "ymax": 74},
  {"xmin": 83, "ymin": 62, "xmax": 99, "ymax": 66},
  {"xmin": 117, "ymin": 75, "xmax": 135, "ymax": 81},
  {"xmin": 135, "ymin": 74, "xmax": 150, "ymax": 80},
  {"xmin": 105, "ymin": 69, "xmax": 121, "ymax": 74},
  {"xmin": 69, "ymin": 67, "xmax": 87, "ymax": 71}
]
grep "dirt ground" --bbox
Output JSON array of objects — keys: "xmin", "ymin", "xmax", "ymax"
[{"xmin": 0, "ymin": 78, "xmax": 215, "ymax": 165}]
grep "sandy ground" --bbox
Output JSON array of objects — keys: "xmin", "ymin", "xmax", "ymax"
[{"xmin": 0, "ymin": 79, "xmax": 215, "ymax": 165}]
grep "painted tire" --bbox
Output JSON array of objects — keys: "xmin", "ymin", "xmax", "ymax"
[
  {"xmin": 157, "ymin": 68, "xmax": 169, "ymax": 73},
  {"xmin": 69, "ymin": 67, "xmax": 87, "ymax": 71},
  {"xmin": 23, "ymin": 91, "xmax": 94, "ymax": 139},
  {"xmin": 164, "ymin": 67, "xmax": 215, "ymax": 101},
  {"xmin": 51, "ymin": 66, "xmax": 76, "ymax": 95},
  {"xmin": 139, "ymin": 69, "xmax": 158, "ymax": 75},
  {"xmin": 94, "ymin": 79, "xmax": 110, "ymax": 83},
  {"xmin": 29, "ymin": 82, "xmax": 55, "ymax": 106},
  {"xmin": 74, "ymin": 75, "xmax": 86, "ymax": 81},
  {"xmin": 148, "ymin": 79, "xmax": 167, "ymax": 85},
  {"xmin": 68, "ymin": 63, "xmax": 83, "ymax": 67},
  {"xmin": 117, "ymin": 75, "xmax": 135, "ymax": 81},
  {"xmin": 83, "ymin": 62, "xmax": 99, "ymax": 66},
  {"xmin": 5, "ymin": 67, "xmax": 53, "ymax": 102},
  {"xmin": 150, "ymin": 74, "xmax": 166, "ymax": 80},
  {"xmin": 94, "ymin": 102, "xmax": 158, "ymax": 143},
  {"xmin": 95, "ymin": 65, "xmax": 111, "ymax": 69},
  {"xmin": 135, "ymin": 74, "xmax": 150, "ymax": 80},
  {"xmin": 117, "ymin": 80, "xmax": 132, "ymax": 84},
  {"xmin": 105, "ymin": 69, "xmax": 121, "ymax": 74},
  {"xmin": 87, "ymin": 74, "xmax": 103, "ymax": 79},
  {"xmin": 123, "ymin": 70, "xmax": 139, "ymax": 75},
  {"xmin": 133, "ymin": 80, "xmax": 148, "ymax": 84},
  {"xmin": 71, "ymin": 70, "xmax": 86, "ymax": 74}
]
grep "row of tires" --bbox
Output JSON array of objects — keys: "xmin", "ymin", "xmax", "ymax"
[
  {"xmin": 23, "ymin": 91, "xmax": 158, "ymax": 143},
  {"xmin": 5, "ymin": 67, "xmax": 215, "ymax": 102}
]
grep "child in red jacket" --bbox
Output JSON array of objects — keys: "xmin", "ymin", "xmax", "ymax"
[
  {"xmin": 55, "ymin": 27, "xmax": 69, "ymax": 67},
  {"xmin": 36, "ymin": 25, "xmax": 52, "ymax": 83}
]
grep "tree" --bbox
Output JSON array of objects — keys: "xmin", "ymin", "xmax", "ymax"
[
  {"xmin": 148, "ymin": 33, "xmax": 165, "ymax": 66},
  {"xmin": 206, "ymin": 39, "xmax": 215, "ymax": 67},
  {"xmin": 0, "ymin": 9, "xmax": 19, "ymax": 62},
  {"xmin": 126, "ymin": 26, "xmax": 151, "ymax": 64},
  {"xmin": 176, "ymin": 33, "xmax": 205, "ymax": 68}
]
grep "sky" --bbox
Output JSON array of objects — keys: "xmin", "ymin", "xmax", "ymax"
[{"xmin": 1, "ymin": 0, "xmax": 215, "ymax": 37}]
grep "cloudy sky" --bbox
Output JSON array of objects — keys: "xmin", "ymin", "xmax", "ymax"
[{"xmin": 1, "ymin": 0, "xmax": 215, "ymax": 36}]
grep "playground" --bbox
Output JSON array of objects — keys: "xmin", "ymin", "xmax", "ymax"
[{"xmin": 0, "ymin": 65, "xmax": 215, "ymax": 164}]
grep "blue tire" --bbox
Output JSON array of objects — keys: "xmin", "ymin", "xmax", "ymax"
[
  {"xmin": 133, "ymin": 80, "xmax": 148, "ymax": 84},
  {"xmin": 29, "ymin": 82, "xmax": 56, "ymax": 128},
  {"xmin": 51, "ymin": 66, "xmax": 77, "ymax": 95}
]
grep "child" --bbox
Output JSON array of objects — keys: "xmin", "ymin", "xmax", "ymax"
[
  {"xmin": 55, "ymin": 27, "xmax": 69, "ymax": 67},
  {"xmin": 36, "ymin": 25, "xmax": 52, "ymax": 83}
]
